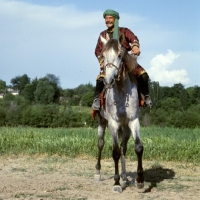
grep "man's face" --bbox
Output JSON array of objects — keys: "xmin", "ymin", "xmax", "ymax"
[{"xmin": 105, "ymin": 15, "xmax": 115, "ymax": 29}]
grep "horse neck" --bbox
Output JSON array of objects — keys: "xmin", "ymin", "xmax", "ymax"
[{"xmin": 112, "ymin": 75, "xmax": 133, "ymax": 95}]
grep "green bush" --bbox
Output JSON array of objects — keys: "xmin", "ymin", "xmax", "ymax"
[
  {"xmin": 28, "ymin": 104, "xmax": 59, "ymax": 127},
  {"xmin": 169, "ymin": 110, "xmax": 200, "ymax": 128},
  {"xmin": 0, "ymin": 106, "xmax": 6, "ymax": 126},
  {"xmin": 81, "ymin": 92, "xmax": 93, "ymax": 107},
  {"xmin": 5, "ymin": 101, "xmax": 20, "ymax": 126}
]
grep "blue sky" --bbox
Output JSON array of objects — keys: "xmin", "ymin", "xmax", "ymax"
[{"xmin": 0, "ymin": 0, "xmax": 199, "ymax": 89}]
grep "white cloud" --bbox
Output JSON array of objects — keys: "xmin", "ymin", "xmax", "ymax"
[
  {"xmin": 0, "ymin": 0, "xmax": 102, "ymax": 29},
  {"xmin": 0, "ymin": 0, "xmax": 104, "ymax": 88},
  {"xmin": 148, "ymin": 50, "xmax": 190, "ymax": 86}
]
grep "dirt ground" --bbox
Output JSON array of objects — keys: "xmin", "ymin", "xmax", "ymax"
[{"xmin": 0, "ymin": 155, "xmax": 200, "ymax": 200}]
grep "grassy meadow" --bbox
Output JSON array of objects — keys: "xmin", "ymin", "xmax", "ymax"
[{"xmin": 0, "ymin": 126, "xmax": 200, "ymax": 164}]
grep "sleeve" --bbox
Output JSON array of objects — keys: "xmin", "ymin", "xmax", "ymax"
[
  {"xmin": 95, "ymin": 34, "xmax": 104, "ymax": 59},
  {"xmin": 123, "ymin": 28, "xmax": 140, "ymax": 48},
  {"xmin": 94, "ymin": 32, "xmax": 105, "ymax": 64}
]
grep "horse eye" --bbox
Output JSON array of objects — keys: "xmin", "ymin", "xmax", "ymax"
[{"xmin": 118, "ymin": 54, "xmax": 122, "ymax": 58}]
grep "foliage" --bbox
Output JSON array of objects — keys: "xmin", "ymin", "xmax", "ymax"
[
  {"xmin": 0, "ymin": 106, "xmax": 6, "ymax": 126},
  {"xmin": 188, "ymin": 85, "xmax": 200, "ymax": 105},
  {"xmin": 10, "ymin": 75, "xmax": 61, "ymax": 105},
  {"xmin": 5, "ymin": 101, "xmax": 20, "ymax": 126},
  {"xmin": 149, "ymin": 81, "xmax": 161, "ymax": 108},
  {"xmin": 0, "ymin": 94, "xmax": 96, "ymax": 127},
  {"xmin": 45, "ymin": 73, "xmax": 60, "ymax": 86},
  {"xmin": 64, "ymin": 83, "xmax": 94, "ymax": 106},
  {"xmin": 2, "ymin": 96, "xmax": 29, "ymax": 126},
  {"xmin": 30, "ymin": 76, "xmax": 61, "ymax": 104},
  {"xmin": 10, "ymin": 74, "xmax": 30, "ymax": 92},
  {"xmin": 160, "ymin": 97, "xmax": 182, "ymax": 112},
  {"xmin": 3, "ymin": 93, "xmax": 15, "ymax": 102},
  {"xmin": 68, "ymin": 95, "xmax": 81, "ymax": 106},
  {"xmin": 20, "ymin": 77, "xmax": 39, "ymax": 103},
  {"xmin": 1, "ymin": 73, "xmax": 200, "ymax": 128},
  {"xmin": 21, "ymin": 83, "xmax": 36, "ymax": 102},
  {"xmin": 34, "ymin": 79, "xmax": 55, "ymax": 104},
  {"xmin": 81, "ymin": 92, "xmax": 93, "ymax": 107},
  {"xmin": 0, "ymin": 79, "xmax": 6, "ymax": 93}
]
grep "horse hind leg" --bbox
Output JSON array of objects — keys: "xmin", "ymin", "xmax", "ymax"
[
  {"xmin": 94, "ymin": 116, "xmax": 107, "ymax": 181},
  {"xmin": 135, "ymin": 138, "xmax": 144, "ymax": 189}
]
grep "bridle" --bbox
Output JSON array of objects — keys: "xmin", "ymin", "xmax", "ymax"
[
  {"xmin": 104, "ymin": 62, "xmax": 122, "ymax": 74},
  {"xmin": 103, "ymin": 62, "xmax": 124, "ymax": 88}
]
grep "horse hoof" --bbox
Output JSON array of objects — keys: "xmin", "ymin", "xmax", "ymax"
[
  {"xmin": 94, "ymin": 174, "xmax": 101, "ymax": 182},
  {"xmin": 121, "ymin": 181, "xmax": 127, "ymax": 190},
  {"xmin": 113, "ymin": 185, "xmax": 122, "ymax": 193},
  {"xmin": 135, "ymin": 180, "xmax": 144, "ymax": 189}
]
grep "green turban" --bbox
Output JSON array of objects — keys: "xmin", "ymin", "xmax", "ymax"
[{"xmin": 103, "ymin": 9, "xmax": 120, "ymax": 39}]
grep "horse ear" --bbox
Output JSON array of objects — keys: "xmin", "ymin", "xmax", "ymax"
[
  {"xmin": 119, "ymin": 34, "xmax": 125, "ymax": 45},
  {"xmin": 100, "ymin": 35, "xmax": 107, "ymax": 46}
]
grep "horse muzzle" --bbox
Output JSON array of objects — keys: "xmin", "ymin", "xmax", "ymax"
[{"xmin": 103, "ymin": 78, "xmax": 115, "ymax": 89}]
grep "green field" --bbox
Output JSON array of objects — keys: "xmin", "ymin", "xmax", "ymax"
[{"xmin": 0, "ymin": 126, "xmax": 200, "ymax": 163}]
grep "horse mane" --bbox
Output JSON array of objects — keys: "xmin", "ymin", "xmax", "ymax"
[
  {"xmin": 100, "ymin": 38, "xmax": 138, "ymax": 84},
  {"xmin": 122, "ymin": 51, "xmax": 138, "ymax": 84},
  {"xmin": 99, "ymin": 38, "xmax": 119, "ymax": 59},
  {"xmin": 100, "ymin": 38, "xmax": 138, "ymax": 72},
  {"xmin": 122, "ymin": 48, "xmax": 137, "ymax": 72}
]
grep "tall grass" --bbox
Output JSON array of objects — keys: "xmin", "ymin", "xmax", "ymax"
[{"xmin": 0, "ymin": 126, "xmax": 199, "ymax": 163}]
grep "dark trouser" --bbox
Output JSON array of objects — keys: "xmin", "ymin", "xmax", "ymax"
[
  {"xmin": 137, "ymin": 73, "xmax": 149, "ymax": 96},
  {"xmin": 94, "ymin": 77, "xmax": 105, "ymax": 99},
  {"xmin": 133, "ymin": 64, "xmax": 149, "ymax": 96}
]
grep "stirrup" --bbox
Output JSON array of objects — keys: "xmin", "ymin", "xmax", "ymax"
[
  {"xmin": 92, "ymin": 98, "xmax": 100, "ymax": 110},
  {"xmin": 144, "ymin": 95, "xmax": 153, "ymax": 107}
]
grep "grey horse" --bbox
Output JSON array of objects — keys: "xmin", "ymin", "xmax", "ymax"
[{"xmin": 94, "ymin": 35, "xmax": 144, "ymax": 193}]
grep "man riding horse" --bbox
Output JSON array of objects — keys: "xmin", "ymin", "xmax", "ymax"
[{"xmin": 92, "ymin": 9, "xmax": 152, "ymax": 110}]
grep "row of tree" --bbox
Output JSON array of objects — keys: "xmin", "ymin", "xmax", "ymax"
[
  {"xmin": 0, "ymin": 74, "xmax": 94, "ymax": 106},
  {"xmin": 0, "ymin": 74, "xmax": 200, "ymax": 128},
  {"xmin": 142, "ymin": 82, "xmax": 200, "ymax": 128}
]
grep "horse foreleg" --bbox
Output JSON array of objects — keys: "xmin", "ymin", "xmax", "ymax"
[
  {"xmin": 112, "ymin": 144, "xmax": 122, "ymax": 192},
  {"xmin": 108, "ymin": 122, "xmax": 122, "ymax": 192},
  {"xmin": 120, "ymin": 146, "xmax": 127, "ymax": 190},
  {"xmin": 129, "ymin": 118, "xmax": 144, "ymax": 189},
  {"xmin": 120, "ymin": 126, "xmax": 131, "ymax": 189},
  {"xmin": 120, "ymin": 146, "xmax": 126, "ymax": 180},
  {"xmin": 94, "ymin": 116, "xmax": 107, "ymax": 181}
]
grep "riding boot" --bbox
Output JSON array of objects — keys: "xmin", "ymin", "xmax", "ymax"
[
  {"xmin": 137, "ymin": 73, "xmax": 153, "ymax": 107},
  {"xmin": 92, "ymin": 77, "xmax": 104, "ymax": 110}
]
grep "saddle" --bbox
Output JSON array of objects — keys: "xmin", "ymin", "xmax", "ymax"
[
  {"xmin": 100, "ymin": 88, "xmax": 145, "ymax": 108},
  {"xmin": 92, "ymin": 89, "xmax": 145, "ymax": 120}
]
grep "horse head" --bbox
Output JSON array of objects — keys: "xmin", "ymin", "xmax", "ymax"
[{"xmin": 100, "ymin": 35, "xmax": 125, "ymax": 88}]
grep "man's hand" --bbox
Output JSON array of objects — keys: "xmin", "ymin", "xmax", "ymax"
[
  {"xmin": 100, "ymin": 63, "xmax": 104, "ymax": 74},
  {"xmin": 131, "ymin": 46, "xmax": 140, "ymax": 56}
]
